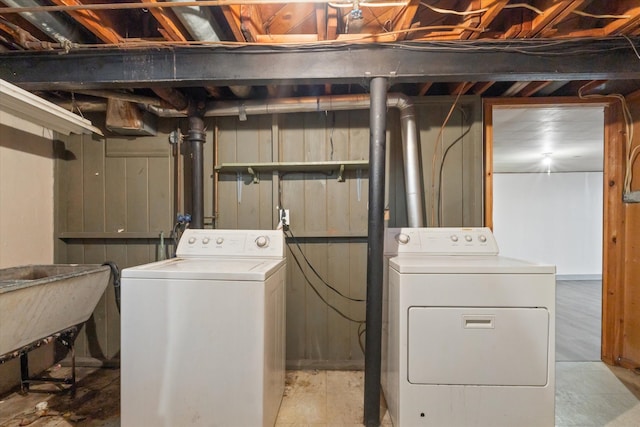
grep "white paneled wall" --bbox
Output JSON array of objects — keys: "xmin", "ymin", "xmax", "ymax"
[{"xmin": 493, "ymin": 172, "xmax": 603, "ymax": 278}]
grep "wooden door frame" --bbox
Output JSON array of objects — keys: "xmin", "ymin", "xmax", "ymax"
[{"xmin": 483, "ymin": 97, "xmax": 625, "ymax": 365}]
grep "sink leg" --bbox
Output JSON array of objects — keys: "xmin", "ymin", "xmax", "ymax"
[{"xmin": 19, "ymin": 352, "xmax": 29, "ymax": 394}]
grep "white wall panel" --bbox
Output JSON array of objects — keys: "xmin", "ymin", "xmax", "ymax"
[{"xmin": 493, "ymin": 172, "xmax": 603, "ymax": 277}]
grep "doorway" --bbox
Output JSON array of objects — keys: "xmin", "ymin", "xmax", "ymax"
[{"xmin": 486, "ymin": 102, "xmax": 605, "ymax": 362}]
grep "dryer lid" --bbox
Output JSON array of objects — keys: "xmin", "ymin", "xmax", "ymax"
[{"xmin": 390, "ymin": 255, "xmax": 555, "ymax": 274}]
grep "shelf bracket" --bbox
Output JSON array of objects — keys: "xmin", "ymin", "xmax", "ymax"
[
  {"xmin": 337, "ymin": 164, "xmax": 345, "ymax": 182},
  {"xmin": 247, "ymin": 167, "xmax": 259, "ymax": 183}
]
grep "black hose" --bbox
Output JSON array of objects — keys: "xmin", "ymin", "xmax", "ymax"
[{"xmin": 102, "ymin": 261, "xmax": 121, "ymax": 313}]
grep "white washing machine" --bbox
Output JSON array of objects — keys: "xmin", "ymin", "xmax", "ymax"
[
  {"xmin": 120, "ymin": 229, "xmax": 286, "ymax": 427},
  {"xmin": 382, "ymin": 227, "xmax": 555, "ymax": 426}
]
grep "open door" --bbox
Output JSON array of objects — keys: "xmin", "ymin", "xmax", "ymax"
[{"xmin": 484, "ymin": 97, "xmax": 630, "ymax": 368}]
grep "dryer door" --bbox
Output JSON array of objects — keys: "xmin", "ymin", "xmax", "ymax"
[{"xmin": 407, "ymin": 307, "xmax": 549, "ymax": 386}]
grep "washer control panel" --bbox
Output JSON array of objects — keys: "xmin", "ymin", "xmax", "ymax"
[
  {"xmin": 385, "ymin": 227, "xmax": 499, "ymax": 256},
  {"xmin": 176, "ymin": 229, "xmax": 285, "ymax": 258}
]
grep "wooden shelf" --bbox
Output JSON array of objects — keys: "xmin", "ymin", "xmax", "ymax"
[
  {"xmin": 58, "ymin": 232, "xmax": 164, "ymax": 240},
  {"xmin": 214, "ymin": 160, "xmax": 368, "ymax": 182}
]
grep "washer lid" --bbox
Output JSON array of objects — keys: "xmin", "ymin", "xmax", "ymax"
[
  {"xmin": 121, "ymin": 257, "xmax": 285, "ymax": 281},
  {"xmin": 389, "ymin": 255, "xmax": 555, "ymax": 274}
]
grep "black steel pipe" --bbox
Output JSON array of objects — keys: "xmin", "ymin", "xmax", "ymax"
[
  {"xmin": 363, "ymin": 77, "xmax": 388, "ymax": 427},
  {"xmin": 188, "ymin": 112, "xmax": 206, "ymax": 229}
]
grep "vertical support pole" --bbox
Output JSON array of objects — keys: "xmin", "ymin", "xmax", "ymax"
[
  {"xmin": 364, "ymin": 77, "xmax": 388, "ymax": 427},
  {"xmin": 188, "ymin": 106, "xmax": 206, "ymax": 229},
  {"xmin": 20, "ymin": 352, "xmax": 29, "ymax": 394}
]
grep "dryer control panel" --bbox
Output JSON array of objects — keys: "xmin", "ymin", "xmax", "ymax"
[
  {"xmin": 176, "ymin": 229, "xmax": 285, "ymax": 258},
  {"xmin": 385, "ymin": 227, "xmax": 499, "ymax": 256}
]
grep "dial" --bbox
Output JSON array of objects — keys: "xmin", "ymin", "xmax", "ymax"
[
  {"xmin": 479, "ymin": 235, "xmax": 487, "ymax": 243},
  {"xmin": 256, "ymin": 236, "xmax": 269, "ymax": 248},
  {"xmin": 465, "ymin": 235, "xmax": 473, "ymax": 242},
  {"xmin": 188, "ymin": 237, "xmax": 196, "ymax": 244},
  {"xmin": 202, "ymin": 237, "xmax": 210, "ymax": 244},
  {"xmin": 216, "ymin": 237, "xmax": 224, "ymax": 245},
  {"xmin": 450, "ymin": 235, "xmax": 459, "ymax": 242},
  {"xmin": 396, "ymin": 233, "xmax": 410, "ymax": 244}
]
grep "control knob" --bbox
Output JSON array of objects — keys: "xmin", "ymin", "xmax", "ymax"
[
  {"xmin": 465, "ymin": 235, "xmax": 473, "ymax": 242},
  {"xmin": 450, "ymin": 235, "xmax": 459, "ymax": 242},
  {"xmin": 188, "ymin": 237, "xmax": 196, "ymax": 244},
  {"xmin": 256, "ymin": 236, "xmax": 269, "ymax": 248},
  {"xmin": 202, "ymin": 237, "xmax": 210, "ymax": 244},
  {"xmin": 216, "ymin": 237, "xmax": 224, "ymax": 245},
  {"xmin": 479, "ymin": 235, "xmax": 487, "ymax": 243},
  {"xmin": 396, "ymin": 233, "xmax": 410, "ymax": 244}
]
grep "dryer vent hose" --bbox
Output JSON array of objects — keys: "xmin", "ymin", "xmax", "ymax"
[{"xmin": 102, "ymin": 261, "xmax": 121, "ymax": 313}]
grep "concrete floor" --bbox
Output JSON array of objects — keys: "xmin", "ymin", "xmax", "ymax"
[{"xmin": 1, "ymin": 364, "xmax": 640, "ymax": 426}]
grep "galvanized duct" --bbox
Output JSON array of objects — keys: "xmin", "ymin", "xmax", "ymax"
[
  {"xmin": 2, "ymin": 0, "xmax": 86, "ymax": 45},
  {"xmin": 147, "ymin": 94, "xmax": 425, "ymax": 226}
]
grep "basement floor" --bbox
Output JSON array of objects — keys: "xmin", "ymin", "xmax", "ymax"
[{"xmin": 0, "ymin": 363, "xmax": 639, "ymax": 426}]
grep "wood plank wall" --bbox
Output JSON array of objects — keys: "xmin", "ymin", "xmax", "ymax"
[
  {"xmin": 215, "ymin": 97, "xmax": 482, "ymax": 367},
  {"xmin": 55, "ymin": 97, "xmax": 482, "ymax": 367},
  {"xmin": 55, "ymin": 116, "xmax": 177, "ymax": 361}
]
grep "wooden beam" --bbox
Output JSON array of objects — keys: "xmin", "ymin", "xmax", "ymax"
[
  {"xmin": 601, "ymin": 100, "xmax": 626, "ymax": 365},
  {"xmin": 221, "ymin": 5, "xmax": 246, "ymax": 41},
  {"xmin": 417, "ymin": 82, "xmax": 432, "ymax": 96},
  {"xmin": 526, "ymin": 0, "xmax": 586, "ymax": 38},
  {"xmin": 240, "ymin": 4, "xmax": 263, "ymax": 42},
  {"xmin": 518, "ymin": 81, "xmax": 553, "ymax": 97},
  {"xmin": 449, "ymin": 82, "xmax": 473, "ymax": 95},
  {"xmin": 501, "ymin": 81, "xmax": 530, "ymax": 97},
  {"xmin": 255, "ymin": 34, "xmax": 319, "ymax": 43},
  {"xmin": 626, "ymin": 88, "xmax": 640, "ymax": 103},
  {"xmin": 471, "ymin": 81, "xmax": 495, "ymax": 95},
  {"xmin": 326, "ymin": 4, "xmax": 338, "ymax": 40},
  {"xmin": 463, "ymin": 0, "xmax": 510, "ymax": 40},
  {"xmin": 49, "ymin": 0, "xmax": 122, "ymax": 44},
  {"xmin": 141, "ymin": 0, "xmax": 188, "ymax": 42},
  {"xmin": 604, "ymin": 6, "xmax": 640, "ymax": 35},
  {"xmin": 316, "ymin": 3, "xmax": 327, "ymax": 40},
  {"xmin": 392, "ymin": 0, "xmax": 420, "ymax": 41}
]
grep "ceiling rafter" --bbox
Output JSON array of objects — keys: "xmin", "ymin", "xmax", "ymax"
[
  {"xmin": 470, "ymin": 81, "xmax": 494, "ymax": 95},
  {"xmin": 49, "ymin": 0, "xmax": 123, "ymax": 44},
  {"xmin": 141, "ymin": 0, "xmax": 189, "ymax": 42},
  {"xmin": 391, "ymin": 0, "xmax": 420, "ymax": 41},
  {"xmin": 220, "ymin": 6, "xmax": 246, "ymax": 41},
  {"xmin": 240, "ymin": 4, "xmax": 263, "ymax": 42},
  {"xmin": 461, "ymin": 0, "xmax": 509, "ymax": 40},
  {"xmin": 527, "ymin": 0, "xmax": 587, "ymax": 38},
  {"xmin": 603, "ymin": 6, "xmax": 640, "ymax": 36},
  {"xmin": 518, "ymin": 81, "xmax": 554, "ymax": 97}
]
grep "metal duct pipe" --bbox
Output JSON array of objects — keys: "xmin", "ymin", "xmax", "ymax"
[
  {"xmin": 170, "ymin": 0, "xmax": 223, "ymax": 42},
  {"xmin": 363, "ymin": 77, "xmax": 387, "ymax": 427},
  {"xmin": 187, "ymin": 112, "xmax": 206, "ymax": 229},
  {"xmin": 168, "ymin": 1, "xmax": 254, "ymax": 103},
  {"xmin": 2, "ymin": 0, "xmax": 86, "ymax": 44},
  {"xmin": 147, "ymin": 95, "xmax": 424, "ymax": 225}
]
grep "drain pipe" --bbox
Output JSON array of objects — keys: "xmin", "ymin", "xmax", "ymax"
[
  {"xmin": 147, "ymin": 94, "xmax": 425, "ymax": 226},
  {"xmin": 187, "ymin": 106, "xmax": 206, "ymax": 229},
  {"xmin": 364, "ymin": 77, "xmax": 387, "ymax": 427}
]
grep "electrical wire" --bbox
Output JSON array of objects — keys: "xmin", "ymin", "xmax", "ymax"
[
  {"xmin": 429, "ymin": 87, "xmax": 465, "ymax": 226},
  {"xmin": 285, "ymin": 232, "xmax": 366, "ymax": 323},
  {"xmin": 437, "ymin": 109, "xmax": 472, "ymax": 226},
  {"xmin": 285, "ymin": 227, "xmax": 366, "ymax": 303},
  {"xmin": 577, "ymin": 83, "xmax": 635, "ymax": 194}
]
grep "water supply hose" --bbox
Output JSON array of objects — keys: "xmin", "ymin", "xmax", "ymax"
[{"xmin": 102, "ymin": 261, "xmax": 121, "ymax": 313}]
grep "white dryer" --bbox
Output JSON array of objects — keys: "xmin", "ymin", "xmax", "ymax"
[
  {"xmin": 121, "ymin": 229, "xmax": 286, "ymax": 427},
  {"xmin": 382, "ymin": 227, "xmax": 555, "ymax": 426}
]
